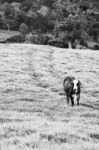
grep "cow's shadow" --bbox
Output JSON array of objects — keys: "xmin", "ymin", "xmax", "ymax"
[{"xmin": 80, "ymin": 103, "xmax": 99, "ymax": 111}]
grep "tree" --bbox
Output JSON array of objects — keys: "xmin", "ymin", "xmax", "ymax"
[
  {"xmin": 0, "ymin": 12, "xmax": 10, "ymax": 31},
  {"xmin": 19, "ymin": 23, "xmax": 29, "ymax": 35},
  {"xmin": 53, "ymin": 0, "xmax": 96, "ymax": 48}
]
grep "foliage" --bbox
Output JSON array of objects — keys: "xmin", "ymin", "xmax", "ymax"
[
  {"xmin": 25, "ymin": 32, "xmax": 53, "ymax": 44},
  {"xmin": 0, "ymin": 0, "xmax": 25, "ymax": 3},
  {"xmin": 41, "ymin": 0, "xmax": 54, "ymax": 8},
  {"xmin": 19, "ymin": 23, "xmax": 29, "ymax": 35},
  {"xmin": 53, "ymin": 0, "xmax": 98, "ymax": 47},
  {"xmin": 0, "ymin": 0, "xmax": 99, "ymax": 47},
  {"xmin": 20, "ymin": 0, "xmax": 33, "ymax": 11}
]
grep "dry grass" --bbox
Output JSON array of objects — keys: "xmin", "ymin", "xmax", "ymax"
[{"xmin": 0, "ymin": 44, "xmax": 99, "ymax": 150}]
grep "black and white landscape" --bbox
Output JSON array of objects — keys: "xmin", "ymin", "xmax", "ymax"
[{"xmin": 0, "ymin": 0, "xmax": 99, "ymax": 150}]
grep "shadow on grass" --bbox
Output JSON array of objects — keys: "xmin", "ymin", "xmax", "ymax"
[
  {"xmin": 40, "ymin": 133, "xmax": 88, "ymax": 144},
  {"xmin": 20, "ymin": 98, "xmax": 35, "ymax": 102},
  {"xmin": 90, "ymin": 133, "xmax": 99, "ymax": 140},
  {"xmin": 80, "ymin": 103, "xmax": 99, "ymax": 111},
  {"xmin": 0, "ymin": 118, "xmax": 22, "ymax": 123}
]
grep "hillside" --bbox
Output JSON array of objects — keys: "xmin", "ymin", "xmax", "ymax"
[{"xmin": 0, "ymin": 44, "xmax": 99, "ymax": 150}]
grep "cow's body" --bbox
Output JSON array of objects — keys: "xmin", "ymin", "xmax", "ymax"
[{"xmin": 63, "ymin": 76, "xmax": 81, "ymax": 106}]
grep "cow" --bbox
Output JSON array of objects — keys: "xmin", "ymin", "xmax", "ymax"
[{"xmin": 63, "ymin": 76, "xmax": 81, "ymax": 106}]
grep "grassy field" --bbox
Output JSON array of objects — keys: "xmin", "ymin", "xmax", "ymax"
[{"xmin": 0, "ymin": 44, "xmax": 99, "ymax": 150}]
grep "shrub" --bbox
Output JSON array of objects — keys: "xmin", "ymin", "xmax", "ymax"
[
  {"xmin": 53, "ymin": 0, "xmax": 96, "ymax": 48},
  {"xmin": 19, "ymin": 23, "xmax": 29, "ymax": 35},
  {"xmin": 3, "ymin": 2, "xmax": 10, "ymax": 17},
  {"xmin": 25, "ymin": 32, "xmax": 53, "ymax": 44},
  {"xmin": 79, "ymin": 39, "xmax": 88, "ymax": 48},
  {"xmin": 48, "ymin": 38, "xmax": 69, "ymax": 48},
  {"xmin": 25, "ymin": 32, "xmax": 38, "ymax": 43}
]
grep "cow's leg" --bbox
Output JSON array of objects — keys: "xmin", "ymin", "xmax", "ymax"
[
  {"xmin": 66, "ymin": 95, "xmax": 69, "ymax": 104},
  {"xmin": 70, "ymin": 96, "xmax": 74, "ymax": 106},
  {"xmin": 77, "ymin": 95, "xmax": 80, "ymax": 106},
  {"xmin": 65, "ymin": 93, "xmax": 69, "ymax": 104}
]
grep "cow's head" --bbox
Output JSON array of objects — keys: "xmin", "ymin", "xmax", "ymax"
[{"xmin": 72, "ymin": 79, "xmax": 81, "ymax": 93}]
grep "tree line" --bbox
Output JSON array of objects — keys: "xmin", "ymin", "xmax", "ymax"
[{"xmin": 0, "ymin": 0, "xmax": 99, "ymax": 48}]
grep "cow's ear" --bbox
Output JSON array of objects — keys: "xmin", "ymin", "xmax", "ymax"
[
  {"xmin": 71, "ymin": 82, "xmax": 74, "ymax": 86},
  {"xmin": 78, "ymin": 80, "xmax": 81, "ymax": 85}
]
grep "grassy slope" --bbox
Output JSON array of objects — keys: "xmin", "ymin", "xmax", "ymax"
[{"xmin": 0, "ymin": 44, "xmax": 99, "ymax": 150}]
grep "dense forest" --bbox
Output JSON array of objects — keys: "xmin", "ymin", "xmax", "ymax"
[{"xmin": 0, "ymin": 0, "xmax": 99, "ymax": 49}]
